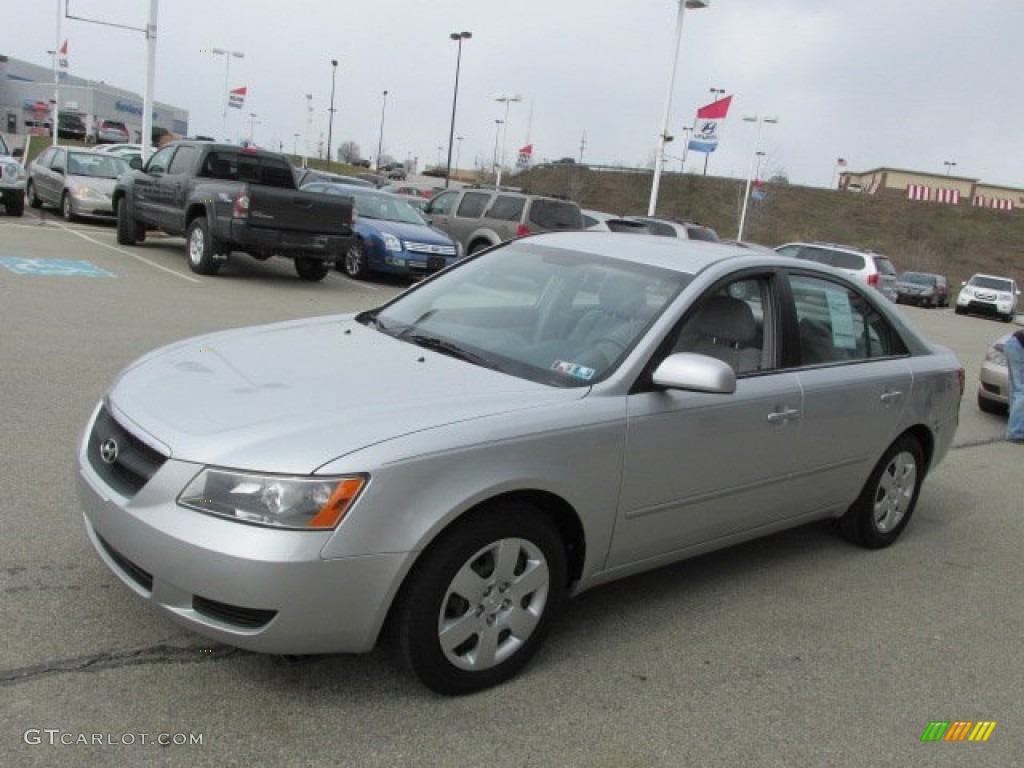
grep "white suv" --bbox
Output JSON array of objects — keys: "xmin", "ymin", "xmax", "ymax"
[{"xmin": 955, "ymin": 273, "xmax": 1019, "ymax": 323}]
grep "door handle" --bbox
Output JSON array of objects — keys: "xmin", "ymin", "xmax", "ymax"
[
  {"xmin": 767, "ymin": 408, "xmax": 801, "ymax": 424},
  {"xmin": 880, "ymin": 389, "xmax": 903, "ymax": 405}
]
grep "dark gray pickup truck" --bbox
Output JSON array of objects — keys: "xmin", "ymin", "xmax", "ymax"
[{"xmin": 113, "ymin": 141, "xmax": 353, "ymax": 281}]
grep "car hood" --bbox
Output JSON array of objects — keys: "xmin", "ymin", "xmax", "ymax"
[
  {"xmin": 69, "ymin": 175, "xmax": 118, "ymax": 194},
  {"xmin": 357, "ymin": 218, "xmax": 452, "ymax": 244},
  {"xmin": 108, "ymin": 315, "xmax": 583, "ymax": 473}
]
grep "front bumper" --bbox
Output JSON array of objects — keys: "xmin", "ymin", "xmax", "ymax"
[
  {"xmin": 77, "ymin": 426, "xmax": 407, "ymax": 655},
  {"xmin": 978, "ymin": 360, "xmax": 1010, "ymax": 407}
]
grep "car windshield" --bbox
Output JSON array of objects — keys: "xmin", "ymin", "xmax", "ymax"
[
  {"xmin": 901, "ymin": 273, "xmax": 936, "ymax": 285},
  {"xmin": 67, "ymin": 153, "xmax": 129, "ymax": 178},
  {"xmin": 969, "ymin": 275, "xmax": 1014, "ymax": 291},
  {"xmin": 361, "ymin": 240, "xmax": 690, "ymax": 387},
  {"xmin": 348, "ymin": 188, "xmax": 426, "ymax": 224}
]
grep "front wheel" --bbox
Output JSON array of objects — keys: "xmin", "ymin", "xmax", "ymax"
[
  {"xmin": 295, "ymin": 256, "xmax": 329, "ymax": 282},
  {"xmin": 61, "ymin": 192, "xmax": 76, "ymax": 222},
  {"xmin": 341, "ymin": 241, "xmax": 369, "ymax": 279},
  {"xmin": 391, "ymin": 501, "xmax": 568, "ymax": 695},
  {"xmin": 116, "ymin": 199, "xmax": 145, "ymax": 244},
  {"xmin": 27, "ymin": 181, "xmax": 42, "ymax": 209},
  {"xmin": 186, "ymin": 218, "xmax": 221, "ymax": 275},
  {"xmin": 840, "ymin": 435, "xmax": 924, "ymax": 549}
]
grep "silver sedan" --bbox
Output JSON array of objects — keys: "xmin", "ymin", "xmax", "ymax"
[
  {"xmin": 76, "ymin": 232, "xmax": 964, "ymax": 694},
  {"xmin": 27, "ymin": 147, "xmax": 129, "ymax": 221}
]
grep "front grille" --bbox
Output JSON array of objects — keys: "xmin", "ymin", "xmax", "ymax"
[
  {"xmin": 193, "ymin": 596, "xmax": 277, "ymax": 629},
  {"xmin": 96, "ymin": 533, "xmax": 153, "ymax": 592},
  {"xmin": 87, "ymin": 405, "xmax": 167, "ymax": 497},
  {"xmin": 405, "ymin": 242, "xmax": 457, "ymax": 256}
]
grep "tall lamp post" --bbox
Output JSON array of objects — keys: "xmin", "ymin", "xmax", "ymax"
[
  {"xmin": 736, "ymin": 115, "xmax": 778, "ymax": 241},
  {"xmin": 494, "ymin": 94, "xmax": 522, "ymax": 188},
  {"xmin": 327, "ymin": 58, "xmax": 338, "ymax": 169},
  {"xmin": 944, "ymin": 160, "xmax": 957, "ymax": 176},
  {"xmin": 303, "ymin": 93, "xmax": 313, "ymax": 167},
  {"xmin": 247, "ymin": 112, "xmax": 259, "ymax": 145},
  {"xmin": 376, "ymin": 90, "xmax": 389, "ymax": 170},
  {"xmin": 454, "ymin": 135, "xmax": 464, "ymax": 176},
  {"xmin": 445, "ymin": 31, "xmax": 472, "ymax": 188},
  {"xmin": 648, "ymin": 0, "xmax": 710, "ymax": 216},
  {"xmin": 210, "ymin": 47, "xmax": 244, "ymax": 141}
]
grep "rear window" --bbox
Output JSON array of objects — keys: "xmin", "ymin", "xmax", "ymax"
[
  {"xmin": 527, "ymin": 199, "xmax": 582, "ymax": 230},
  {"xmin": 872, "ymin": 256, "xmax": 896, "ymax": 276},
  {"xmin": 686, "ymin": 225, "xmax": 720, "ymax": 242},
  {"xmin": 200, "ymin": 151, "xmax": 296, "ymax": 188}
]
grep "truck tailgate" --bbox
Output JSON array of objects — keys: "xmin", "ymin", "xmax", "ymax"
[{"xmin": 247, "ymin": 186, "xmax": 352, "ymax": 236}]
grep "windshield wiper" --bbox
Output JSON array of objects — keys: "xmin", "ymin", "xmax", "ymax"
[{"xmin": 405, "ymin": 333, "xmax": 499, "ymax": 370}]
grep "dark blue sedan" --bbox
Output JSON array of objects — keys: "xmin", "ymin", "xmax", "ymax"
[{"xmin": 301, "ymin": 182, "xmax": 460, "ymax": 279}]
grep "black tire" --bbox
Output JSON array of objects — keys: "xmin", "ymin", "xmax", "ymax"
[
  {"xmin": 840, "ymin": 435, "xmax": 924, "ymax": 549},
  {"xmin": 116, "ymin": 199, "xmax": 145, "ymax": 245},
  {"xmin": 61, "ymin": 192, "xmax": 76, "ymax": 222},
  {"xmin": 5, "ymin": 193, "xmax": 24, "ymax": 217},
  {"xmin": 468, "ymin": 240, "xmax": 492, "ymax": 255},
  {"xmin": 1002, "ymin": 313, "xmax": 1015, "ymax": 323},
  {"xmin": 186, "ymin": 218, "xmax": 221, "ymax": 275},
  {"xmin": 295, "ymin": 256, "xmax": 329, "ymax": 282},
  {"xmin": 27, "ymin": 181, "xmax": 42, "ymax": 209},
  {"xmin": 341, "ymin": 241, "xmax": 369, "ymax": 279},
  {"xmin": 391, "ymin": 501, "xmax": 568, "ymax": 695},
  {"xmin": 954, "ymin": 306, "xmax": 965, "ymax": 315}
]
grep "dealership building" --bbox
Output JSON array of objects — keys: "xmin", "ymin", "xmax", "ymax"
[{"xmin": 0, "ymin": 53, "xmax": 188, "ymax": 143}]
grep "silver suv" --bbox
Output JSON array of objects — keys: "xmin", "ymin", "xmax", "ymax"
[
  {"xmin": 775, "ymin": 241, "xmax": 898, "ymax": 301},
  {"xmin": 423, "ymin": 188, "xmax": 583, "ymax": 254}
]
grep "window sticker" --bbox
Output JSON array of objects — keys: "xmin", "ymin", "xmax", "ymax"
[
  {"xmin": 551, "ymin": 360, "xmax": 597, "ymax": 381},
  {"xmin": 824, "ymin": 287, "xmax": 857, "ymax": 349}
]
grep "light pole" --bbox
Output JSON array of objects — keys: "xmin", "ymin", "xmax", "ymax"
[
  {"xmin": 436, "ymin": 145, "xmax": 445, "ymax": 168},
  {"xmin": 648, "ymin": 0, "xmax": 710, "ymax": 216},
  {"xmin": 944, "ymin": 160, "xmax": 957, "ymax": 176},
  {"xmin": 303, "ymin": 93, "xmax": 313, "ymax": 167},
  {"xmin": 455, "ymin": 135, "xmax": 464, "ymax": 177},
  {"xmin": 495, "ymin": 93, "xmax": 522, "ymax": 188},
  {"xmin": 293, "ymin": 132, "xmax": 300, "ymax": 156},
  {"xmin": 376, "ymin": 90, "xmax": 389, "ymax": 170},
  {"xmin": 445, "ymin": 31, "xmax": 472, "ymax": 188},
  {"xmin": 247, "ymin": 112, "xmax": 259, "ymax": 145},
  {"xmin": 327, "ymin": 58, "xmax": 338, "ymax": 169},
  {"xmin": 492, "ymin": 119, "xmax": 504, "ymax": 178},
  {"xmin": 210, "ymin": 47, "xmax": 244, "ymax": 141},
  {"xmin": 736, "ymin": 115, "xmax": 778, "ymax": 241}
]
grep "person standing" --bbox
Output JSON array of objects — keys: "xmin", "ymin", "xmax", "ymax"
[{"xmin": 1006, "ymin": 328, "xmax": 1024, "ymax": 443}]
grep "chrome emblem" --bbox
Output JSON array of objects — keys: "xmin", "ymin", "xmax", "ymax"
[{"xmin": 99, "ymin": 437, "xmax": 120, "ymax": 464}]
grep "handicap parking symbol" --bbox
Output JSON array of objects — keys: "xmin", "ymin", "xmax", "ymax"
[{"xmin": 0, "ymin": 257, "xmax": 115, "ymax": 278}]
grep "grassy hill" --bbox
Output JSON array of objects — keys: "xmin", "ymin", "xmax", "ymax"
[{"xmin": 512, "ymin": 165, "xmax": 1024, "ymax": 286}]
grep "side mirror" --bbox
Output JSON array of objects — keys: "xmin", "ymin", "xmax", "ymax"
[
  {"xmin": 651, "ymin": 352, "xmax": 737, "ymax": 394},
  {"xmin": 12, "ymin": 147, "xmax": 23, "ymax": 158},
  {"xmin": 129, "ymin": 157, "xmax": 143, "ymax": 170}
]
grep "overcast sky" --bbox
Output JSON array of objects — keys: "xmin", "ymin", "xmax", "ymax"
[{"xmin": 8, "ymin": 0, "xmax": 1023, "ymax": 189}]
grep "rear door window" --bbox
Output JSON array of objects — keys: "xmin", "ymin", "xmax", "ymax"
[
  {"xmin": 829, "ymin": 251, "xmax": 865, "ymax": 271},
  {"xmin": 456, "ymin": 192, "xmax": 492, "ymax": 219},
  {"xmin": 486, "ymin": 195, "xmax": 526, "ymax": 222}
]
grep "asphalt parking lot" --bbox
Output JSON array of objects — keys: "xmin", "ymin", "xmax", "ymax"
[{"xmin": 2, "ymin": 212, "xmax": 1022, "ymax": 767}]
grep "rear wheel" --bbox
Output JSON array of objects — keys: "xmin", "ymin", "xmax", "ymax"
[
  {"xmin": 391, "ymin": 501, "xmax": 567, "ymax": 695},
  {"xmin": 295, "ymin": 256, "xmax": 329, "ymax": 282},
  {"xmin": 4, "ymin": 193, "xmax": 24, "ymax": 217},
  {"xmin": 840, "ymin": 435, "xmax": 924, "ymax": 549},
  {"xmin": 186, "ymin": 218, "xmax": 221, "ymax": 275},
  {"xmin": 468, "ymin": 240, "xmax": 492, "ymax": 255}
]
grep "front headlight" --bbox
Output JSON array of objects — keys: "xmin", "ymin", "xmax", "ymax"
[
  {"xmin": 984, "ymin": 345, "xmax": 1007, "ymax": 366},
  {"xmin": 73, "ymin": 186, "xmax": 106, "ymax": 201},
  {"xmin": 382, "ymin": 232, "xmax": 402, "ymax": 252},
  {"xmin": 178, "ymin": 469, "xmax": 367, "ymax": 530}
]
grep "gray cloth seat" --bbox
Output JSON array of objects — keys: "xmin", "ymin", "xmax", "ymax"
[{"xmin": 687, "ymin": 296, "xmax": 761, "ymax": 373}]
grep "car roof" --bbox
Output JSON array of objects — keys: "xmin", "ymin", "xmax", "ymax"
[{"xmin": 524, "ymin": 231, "xmax": 759, "ymax": 274}]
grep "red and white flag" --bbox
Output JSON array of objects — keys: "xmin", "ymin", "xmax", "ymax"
[
  {"xmin": 688, "ymin": 95, "xmax": 733, "ymax": 153},
  {"xmin": 228, "ymin": 86, "xmax": 247, "ymax": 109},
  {"xmin": 57, "ymin": 39, "xmax": 69, "ymax": 71}
]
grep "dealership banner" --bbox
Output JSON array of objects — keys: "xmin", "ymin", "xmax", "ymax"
[
  {"xmin": 688, "ymin": 95, "xmax": 733, "ymax": 154},
  {"xmin": 516, "ymin": 144, "xmax": 533, "ymax": 170},
  {"xmin": 58, "ymin": 40, "xmax": 69, "ymax": 72}
]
